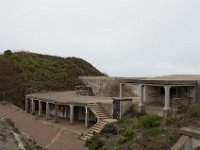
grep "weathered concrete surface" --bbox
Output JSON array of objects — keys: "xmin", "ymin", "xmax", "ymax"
[
  {"xmin": 180, "ymin": 127, "xmax": 200, "ymax": 139},
  {"xmin": 48, "ymin": 130, "xmax": 83, "ymax": 150},
  {"xmin": 171, "ymin": 135, "xmax": 190, "ymax": 150},
  {"xmin": 0, "ymin": 103, "xmax": 85, "ymax": 150},
  {"xmin": 80, "ymin": 76, "xmax": 140, "ymax": 97},
  {"xmin": 171, "ymin": 127, "xmax": 200, "ymax": 150},
  {"xmin": 26, "ymin": 91, "xmax": 113, "ymax": 104}
]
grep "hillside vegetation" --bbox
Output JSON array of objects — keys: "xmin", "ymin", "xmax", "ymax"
[{"xmin": 0, "ymin": 50, "xmax": 103, "ymax": 107}]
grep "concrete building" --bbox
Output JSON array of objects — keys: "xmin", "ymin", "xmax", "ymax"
[
  {"xmin": 120, "ymin": 75, "xmax": 200, "ymax": 116},
  {"xmin": 25, "ymin": 75, "xmax": 200, "ymax": 140}
]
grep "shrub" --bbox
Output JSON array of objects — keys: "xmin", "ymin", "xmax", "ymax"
[
  {"xmin": 118, "ymin": 136, "xmax": 128, "ymax": 144},
  {"xmin": 165, "ymin": 115, "xmax": 183, "ymax": 126},
  {"xmin": 4, "ymin": 118, "xmax": 14, "ymax": 127},
  {"xmin": 3, "ymin": 50, "xmax": 13, "ymax": 57},
  {"xmin": 122, "ymin": 128, "xmax": 135, "ymax": 140},
  {"xmin": 101, "ymin": 124, "xmax": 117, "ymax": 135},
  {"xmin": 177, "ymin": 104, "xmax": 188, "ymax": 114},
  {"xmin": 135, "ymin": 115, "xmax": 163, "ymax": 129},
  {"xmin": 86, "ymin": 135, "xmax": 106, "ymax": 150},
  {"xmin": 187, "ymin": 103, "xmax": 200, "ymax": 118},
  {"xmin": 148, "ymin": 128, "xmax": 167, "ymax": 137}
]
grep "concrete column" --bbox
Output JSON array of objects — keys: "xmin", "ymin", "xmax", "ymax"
[
  {"xmin": 138, "ymin": 85, "xmax": 144, "ymax": 107},
  {"xmin": 46, "ymin": 102, "xmax": 50, "ymax": 119},
  {"xmin": 38, "ymin": 100, "xmax": 42, "ymax": 117},
  {"xmin": 164, "ymin": 85, "xmax": 171, "ymax": 116},
  {"xmin": 138, "ymin": 84, "xmax": 145, "ymax": 113},
  {"xmin": 119, "ymin": 83, "xmax": 124, "ymax": 98},
  {"xmin": 69, "ymin": 104, "xmax": 74, "ymax": 125},
  {"xmin": 55, "ymin": 103, "xmax": 58, "ymax": 123},
  {"xmin": 85, "ymin": 106, "xmax": 89, "ymax": 128},
  {"xmin": 31, "ymin": 99, "xmax": 35, "ymax": 115},
  {"xmin": 25, "ymin": 98, "xmax": 29, "ymax": 113}
]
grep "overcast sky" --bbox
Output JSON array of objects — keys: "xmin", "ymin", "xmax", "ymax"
[{"xmin": 0, "ymin": 0, "xmax": 200, "ymax": 77}]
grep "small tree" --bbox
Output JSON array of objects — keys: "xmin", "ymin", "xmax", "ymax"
[{"xmin": 3, "ymin": 50, "xmax": 13, "ymax": 57}]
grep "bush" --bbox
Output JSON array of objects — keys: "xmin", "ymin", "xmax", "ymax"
[
  {"xmin": 86, "ymin": 135, "xmax": 106, "ymax": 150},
  {"xmin": 187, "ymin": 104, "xmax": 200, "ymax": 118},
  {"xmin": 4, "ymin": 118, "xmax": 14, "ymax": 127},
  {"xmin": 148, "ymin": 128, "xmax": 167, "ymax": 137},
  {"xmin": 135, "ymin": 115, "xmax": 163, "ymax": 129},
  {"xmin": 122, "ymin": 128, "xmax": 135, "ymax": 140},
  {"xmin": 3, "ymin": 50, "xmax": 13, "ymax": 57},
  {"xmin": 101, "ymin": 124, "xmax": 117, "ymax": 135},
  {"xmin": 165, "ymin": 115, "xmax": 183, "ymax": 126}
]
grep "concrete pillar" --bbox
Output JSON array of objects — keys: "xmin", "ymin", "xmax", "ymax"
[
  {"xmin": 46, "ymin": 102, "xmax": 50, "ymax": 119},
  {"xmin": 138, "ymin": 85, "xmax": 145, "ymax": 113},
  {"xmin": 55, "ymin": 103, "xmax": 58, "ymax": 123},
  {"xmin": 38, "ymin": 100, "xmax": 42, "ymax": 117},
  {"xmin": 31, "ymin": 99, "xmax": 35, "ymax": 115},
  {"xmin": 119, "ymin": 83, "xmax": 124, "ymax": 98},
  {"xmin": 85, "ymin": 106, "xmax": 89, "ymax": 128},
  {"xmin": 138, "ymin": 85, "xmax": 144, "ymax": 107},
  {"xmin": 69, "ymin": 104, "xmax": 74, "ymax": 125},
  {"xmin": 164, "ymin": 85, "xmax": 172, "ymax": 116},
  {"xmin": 25, "ymin": 98, "xmax": 29, "ymax": 113}
]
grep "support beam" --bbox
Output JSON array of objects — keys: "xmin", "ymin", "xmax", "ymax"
[
  {"xmin": 25, "ymin": 98, "xmax": 29, "ymax": 113},
  {"xmin": 46, "ymin": 102, "xmax": 50, "ymax": 119},
  {"xmin": 138, "ymin": 85, "xmax": 144, "ymax": 107},
  {"xmin": 31, "ymin": 99, "xmax": 35, "ymax": 115},
  {"xmin": 119, "ymin": 83, "xmax": 124, "ymax": 98},
  {"xmin": 164, "ymin": 85, "xmax": 172, "ymax": 116},
  {"xmin": 138, "ymin": 84, "xmax": 145, "ymax": 113},
  {"xmin": 70, "ymin": 104, "xmax": 74, "ymax": 125},
  {"xmin": 85, "ymin": 106, "xmax": 89, "ymax": 128},
  {"xmin": 55, "ymin": 103, "xmax": 58, "ymax": 123},
  {"xmin": 38, "ymin": 100, "xmax": 42, "ymax": 117}
]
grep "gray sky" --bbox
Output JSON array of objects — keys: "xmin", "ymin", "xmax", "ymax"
[{"xmin": 1, "ymin": 0, "xmax": 200, "ymax": 77}]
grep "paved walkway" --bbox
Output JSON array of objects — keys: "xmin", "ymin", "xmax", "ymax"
[{"xmin": 0, "ymin": 103, "xmax": 85, "ymax": 150}]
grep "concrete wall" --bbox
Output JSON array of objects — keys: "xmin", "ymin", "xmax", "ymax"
[
  {"xmin": 196, "ymin": 81, "xmax": 200, "ymax": 101},
  {"xmin": 191, "ymin": 138, "xmax": 200, "ymax": 149},
  {"xmin": 80, "ymin": 76, "xmax": 138, "ymax": 97},
  {"xmin": 144, "ymin": 86, "xmax": 164, "ymax": 103},
  {"xmin": 49, "ymin": 104, "xmax": 70, "ymax": 118},
  {"xmin": 143, "ymin": 85, "xmax": 196, "ymax": 104},
  {"xmin": 100, "ymin": 103, "xmax": 112, "ymax": 116},
  {"xmin": 120, "ymin": 100, "xmax": 132, "ymax": 118}
]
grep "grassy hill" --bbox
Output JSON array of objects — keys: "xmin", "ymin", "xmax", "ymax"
[{"xmin": 0, "ymin": 50, "xmax": 104, "ymax": 107}]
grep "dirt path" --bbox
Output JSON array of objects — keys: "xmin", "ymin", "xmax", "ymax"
[{"xmin": 0, "ymin": 103, "xmax": 85, "ymax": 150}]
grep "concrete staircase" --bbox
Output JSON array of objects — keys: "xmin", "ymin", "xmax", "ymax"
[
  {"xmin": 80, "ymin": 103, "xmax": 117, "ymax": 141},
  {"xmin": 88, "ymin": 103, "xmax": 112, "ymax": 120},
  {"xmin": 80, "ymin": 120, "xmax": 109, "ymax": 140}
]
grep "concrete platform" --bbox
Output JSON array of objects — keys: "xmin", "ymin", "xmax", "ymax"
[{"xmin": 26, "ymin": 91, "xmax": 113, "ymax": 105}]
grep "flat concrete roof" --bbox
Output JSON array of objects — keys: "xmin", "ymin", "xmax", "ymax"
[
  {"xmin": 122, "ymin": 74, "xmax": 199, "ymax": 85},
  {"xmin": 26, "ymin": 91, "xmax": 113, "ymax": 105},
  {"xmin": 79, "ymin": 76, "xmax": 145, "ymax": 83},
  {"xmin": 147, "ymin": 74, "xmax": 200, "ymax": 80}
]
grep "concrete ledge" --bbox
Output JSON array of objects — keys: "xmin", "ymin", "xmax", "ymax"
[
  {"xmin": 171, "ymin": 135, "xmax": 190, "ymax": 150},
  {"xmin": 180, "ymin": 127, "xmax": 200, "ymax": 139}
]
